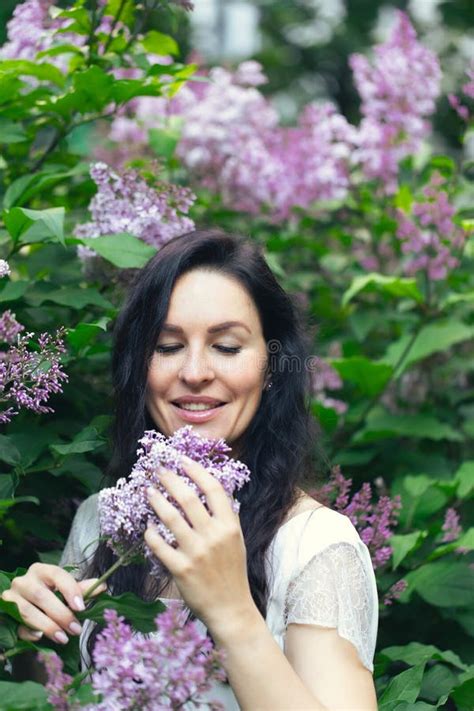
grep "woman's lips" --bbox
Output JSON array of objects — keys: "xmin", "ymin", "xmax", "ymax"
[{"xmin": 171, "ymin": 402, "xmax": 226, "ymax": 423}]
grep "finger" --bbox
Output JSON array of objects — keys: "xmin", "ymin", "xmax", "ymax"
[
  {"xmin": 179, "ymin": 455, "xmax": 231, "ymax": 518},
  {"xmin": 18, "ymin": 624, "xmax": 43, "ymax": 642},
  {"xmin": 158, "ymin": 469, "xmax": 210, "ymax": 530},
  {"xmin": 147, "ymin": 486, "xmax": 194, "ymax": 547},
  {"xmin": 144, "ymin": 522, "xmax": 187, "ymax": 575},
  {"xmin": 4, "ymin": 590, "xmax": 71, "ymax": 645},
  {"xmin": 78, "ymin": 579, "xmax": 108, "ymax": 599},
  {"xmin": 16, "ymin": 583, "xmax": 83, "ymax": 639},
  {"xmin": 27, "ymin": 564, "xmax": 87, "ymax": 613}
]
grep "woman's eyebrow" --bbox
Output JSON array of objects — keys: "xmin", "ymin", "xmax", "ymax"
[{"xmin": 162, "ymin": 321, "xmax": 251, "ymax": 334}]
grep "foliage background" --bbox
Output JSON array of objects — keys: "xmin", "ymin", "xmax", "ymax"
[{"xmin": 0, "ymin": 1, "xmax": 473, "ymax": 709}]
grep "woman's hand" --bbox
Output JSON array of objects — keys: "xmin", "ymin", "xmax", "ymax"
[
  {"xmin": 1, "ymin": 563, "xmax": 106, "ymax": 644},
  {"xmin": 144, "ymin": 455, "xmax": 257, "ymax": 634}
]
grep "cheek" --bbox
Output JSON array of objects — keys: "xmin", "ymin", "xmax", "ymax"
[{"xmin": 226, "ymin": 352, "xmax": 265, "ymax": 394}]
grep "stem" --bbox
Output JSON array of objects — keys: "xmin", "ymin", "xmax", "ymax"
[
  {"xmin": 102, "ymin": 0, "xmax": 128, "ymax": 55},
  {"xmin": 82, "ymin": 541, "xmax": 143, "ymax": 600}
]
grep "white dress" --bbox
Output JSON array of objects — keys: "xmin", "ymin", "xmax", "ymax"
[{"xmin": 59, "ymin": 494, "xmax": 379, "ymax": 710}]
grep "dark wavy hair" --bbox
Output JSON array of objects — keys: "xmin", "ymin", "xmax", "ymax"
[{"xmin": 84, "ymin": 228, "xmax": 325, "ymax": 661}]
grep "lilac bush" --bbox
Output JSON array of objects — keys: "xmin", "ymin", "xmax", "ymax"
[{"xmin": 98, "ymin": 426, "xmax": 251, "ymax": 572}]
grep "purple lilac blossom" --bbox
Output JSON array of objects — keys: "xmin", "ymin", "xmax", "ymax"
[
  {"xmin": 37, "ymin": 650, "xmax": 74, "ymax": 711},
  {"xmin": 86, "ymin": 606, "xmax": 225, "ymax": 710},
  {"xmin": 441, "ymin": 507, "xmax": 462, "ymax": 543},
  {"xmin": 350, "ymin": 12, "xmax": 441, "ymax": 192},
  {"xmin": 100, "ymin": 62, "xmax": 356, "ymax": 222},
  {"xmin": 395, "ymin": 172, "xmax": 466, "ymax": 280},
  {"xmin": 0, "ymin": 310, "xmax": 25, "ymax": 344},
  {"xmin": 0, "ymin": 328, "xmax": 68, "ymax": 424},
  {"xmin": 308, "ymin": 355, "xmax": 348, "ymax": 415},
  {"xmin": 315, "ymin": 465, "xmax": 402, "ymax": 572},
  {"xmin": 74, "ymin": 163, "xmax": 195, "ymax": 261},
  {"xmin": 98, "ymin": 426, "xmax": 251, "ymax": 573},
  {"xmin": 383, "ymin": 579, "xmax": 408, "ymax": 606},
  {"xmin": 0, "ymin": 260, "xmax": 10, "ymax": 278}
]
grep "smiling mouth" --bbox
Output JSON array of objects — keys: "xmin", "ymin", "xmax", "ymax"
[{"xmin": 172, "ymin": 402, "xmax": 226, "ymax": 411}]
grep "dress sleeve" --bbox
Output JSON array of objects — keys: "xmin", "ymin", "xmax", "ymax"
[
  {"xmin": 283, "ymin": 540, "xmax": 377, "ymax": 672},
  {"xmin": 59, "ymin": 493, "xmax": 100, "ymax": 581}
]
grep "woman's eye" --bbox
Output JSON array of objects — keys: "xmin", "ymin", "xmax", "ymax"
[{"xmin": 155, "ymin": 344, "xmax": 241, "ymax": 354}]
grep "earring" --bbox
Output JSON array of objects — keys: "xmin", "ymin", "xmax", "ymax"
[{"xmin": 266, "ymin": 381, "xmax": 273, "ymax": 391}]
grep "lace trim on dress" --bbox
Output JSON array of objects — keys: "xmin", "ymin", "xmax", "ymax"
[{"xmin": 284, "ymin": 541, "xmax": 374, "ymax": 672}]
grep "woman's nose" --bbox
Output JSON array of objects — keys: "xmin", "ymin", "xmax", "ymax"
[{"xmin": 178, "ymin": 349, "xmax": 215, "ymax": 385}]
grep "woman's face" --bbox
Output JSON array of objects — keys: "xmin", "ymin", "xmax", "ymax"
[{"xmin": 146, "ymin": 268, "xmax": 269, "ymax": 449}]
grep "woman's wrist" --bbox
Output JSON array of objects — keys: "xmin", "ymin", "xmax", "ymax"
[{"xmin": 207, "ymin": 601, "xmax": 265, "ymax": 649}]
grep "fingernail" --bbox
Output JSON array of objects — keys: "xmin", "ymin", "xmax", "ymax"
[
  {"xmin": 73, "ymin": 595, "xmax": 85, "ymax": 611},
  {"xmin": 30, "ymin": 629, "xmax": 43, "ymax": 639},
  {"xmin": 54, "ymin": 631, "xmax": 69, "ymax": 645},
  {"xmin": 69, "ymin": 621, "xmax": 82, "ymax": 635}
]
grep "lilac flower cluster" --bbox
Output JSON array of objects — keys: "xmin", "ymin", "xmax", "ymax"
[
  {"xmin": 89, "ymin": 606, "xmax": 225, "ymax": 710},
  {"xmin": 103, "ymin": 61, "xmax": 356, "ymax": 222},
  {"xmin": 395, "ymin": 172, "xmax": 466, "ymax": 280},
  {"xmin": 315, "ymin": 465, "xmax": 402, "ymax": 571},
  {"xmin": 308, "ymin": 355, "xmax": 348, "ymax": 415},
  {"xmin": 98, "ymin": 426, "xmax": 251, "ymax": 571},
  {"xmin": 0, "ymin": 260, "xmax": 10, "ymax": 278},
  {"xmin": 38, "ymin": 604, "xmax": 225, "ymax": 710},
  {"xmin": 37, "ymin": 650, "xmax": 74, "ymax": 711},
  {"xmin": 441, "ymin": 507, "xmax": 462, "ymax": 543},
  {"xmin": 74, "ymin": 163, "xmax": 195, "ymax": 261},
  {"xmin": 449, "ymin": 59, "xmax": 474, "ymax": 122},
  {"xmin": 0, "ymin": 328, "xmax": 68, "ymax": 424},
  {"xmin": 350, "ymin": 12, "xmax": 441, "ymax": 192},
  {"xmin": 383, "ymin": 579, "xmax": 408, "ymax": 606},
  {"xmin": 0, "ymin": 310, "xmax": 25, "ymax": 344}
]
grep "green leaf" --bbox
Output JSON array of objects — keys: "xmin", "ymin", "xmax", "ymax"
[
  {"xmin": 454, "ymin": 461, "xmax": 474, "ymax": 499},
  {"xmin": 401, "ymin": 561, "xmax": 474, "ymax": 607},
  {"xmin": 390, "ymin": 531, "xmax": 428, "ymax": 570},
  {"xmin": 80, "ymin": 233, "xmax": 157, "ymax": 268},
  {"xmin": 0, "ymin": 681, "xmax": 49, "ymax": 710},
  {"xmin": 381, "ymin": 321, "xmax": 474, "ymax": 373},
  {"xmin": 3, "ymin": 164, "xmax": 89, "ymax": 210},
  {"xmin": 353, "ymin": 409, "xmax": 463, "ymax": 443},
  {"xmin": 378, "ymin": 663, "xmax": 426, "ymax": 709},
  {"xmin": 3, "ymin": 207, "xmax": 65, "ymax": 245},
  {"xmin": 0, "ymin": 280, "xmax": 29, "ymax": 303},
  {"xmin": 379, "ymin": 642, "xmax": 468, "ymax": 671},
  {"xmin": 103, "ymin": 0, "xmax": 136, "ymax": 27},
  {"xmin": 50, "ymin": 426, "xmax": 106, "ymax": 456},
  {"xmin": 0, "ymin": 436, "xmax": 21, "ymax": 466},
  {"xmin": 451, "ymin": 678, "xmax": 474, "ymax": 711},
  {"xmin": 329, "ymin": 357, "xmax": 393, "ymax": 396},
  {"xmin": 441, "ymin": 290, "xmax": 474, "ymax": 309},
  {"xmin": 0, "ymin": 597, "xmax": 24, "ymax": 624},
  {"xmin": 148, "ymin": 126, "xmax": 181, "ymax": 159},
  {"xmin": 142, "ymin": 30, "xmax": 179, "ymax": 56},
  {"xmin": 342, "ymin": 273, "xmax": 423, "ymax": 307},
  {"xmin": 67, "ymin": 317, "xmax": 110, "ymax": 351},
  {"xmin": 80, "ymin": 591, "xmax": 166, "ymax": 633},
  {"xmin": 0, "ymin": 615, "xmax": 17, "ymax": 649},
  {"xmin": 0, "ymin": 59, "xmax": 65, "ymax": 87},
  {"xmin": 428, "ymin": 528, "xmax": 474, "ymax": 561},
  {"xmin": 31, "ymin": 287, "xmax": 113, "ymax": 310},
  {"xmin": 0, "ymin": 118, "xmax": 27, "ymax": 144},
  {"xmin": 0, "ymin": 497, "xmax": 40, "ymax": 521},
  {"xmin": 73, "ymin": 66, "xmax": 114, "ymax": 112}
]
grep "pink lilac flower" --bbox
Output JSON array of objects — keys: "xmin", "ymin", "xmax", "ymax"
[
  {"xmin": 98, "ymin": 426, "xmax": 251, "ymax": 573},
  {"xmin": 448, "ymin": 59, "xmax": 474, "ymax": 121},
  {"xmin": 462, "ymin": 59, "xmax": 474, "ymax": 99},
  {"xmin": 0, "ymin": 310, "xmax": 25, "ymax": 344},
  {"xmin": 350, "ymin": 12, "xmax": 441, "ymax": 192},
  {"xmin": 0, "ymin": 260, "xmax": 10, "ymax": 278},
  {"xmin": 315, "ymin": 465, "xmax": 402, "ymax": 571},
  {"xmin": 89, "ymin": 606, "xmax": 225, "ymax": 710},
  {"xmin": 74, "ymin": 163, "xmax": 195, "ymax": 261},
  {"xmin": 441, "ymin": 507, "xmax": 462, "ymax": 543},
  {"xmin": 101, "ymin": 63, "xmax": 356, "ymax": 222},
  {"xmin": 383, "ymin": 579, "xmax": 408, "ymax": 606},
  {"xmin": 0, "ymin": 328, "xmax": 68, "ymax": 424},
  {"xmin": 37, "ymin": 650, "xmax": 74, "ymax": 711},
  {"xmin": 308, "ymin": 355, "xmax": 348, "ymax": 414},
  {"xmin": 395, "ymin": 172, "xmax": 466, "ymax": 280}
]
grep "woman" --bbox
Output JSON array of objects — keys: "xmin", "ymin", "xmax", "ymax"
[{"xmin": 3, "ymin": 230, "xmax": 378, "ymax": 710}]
